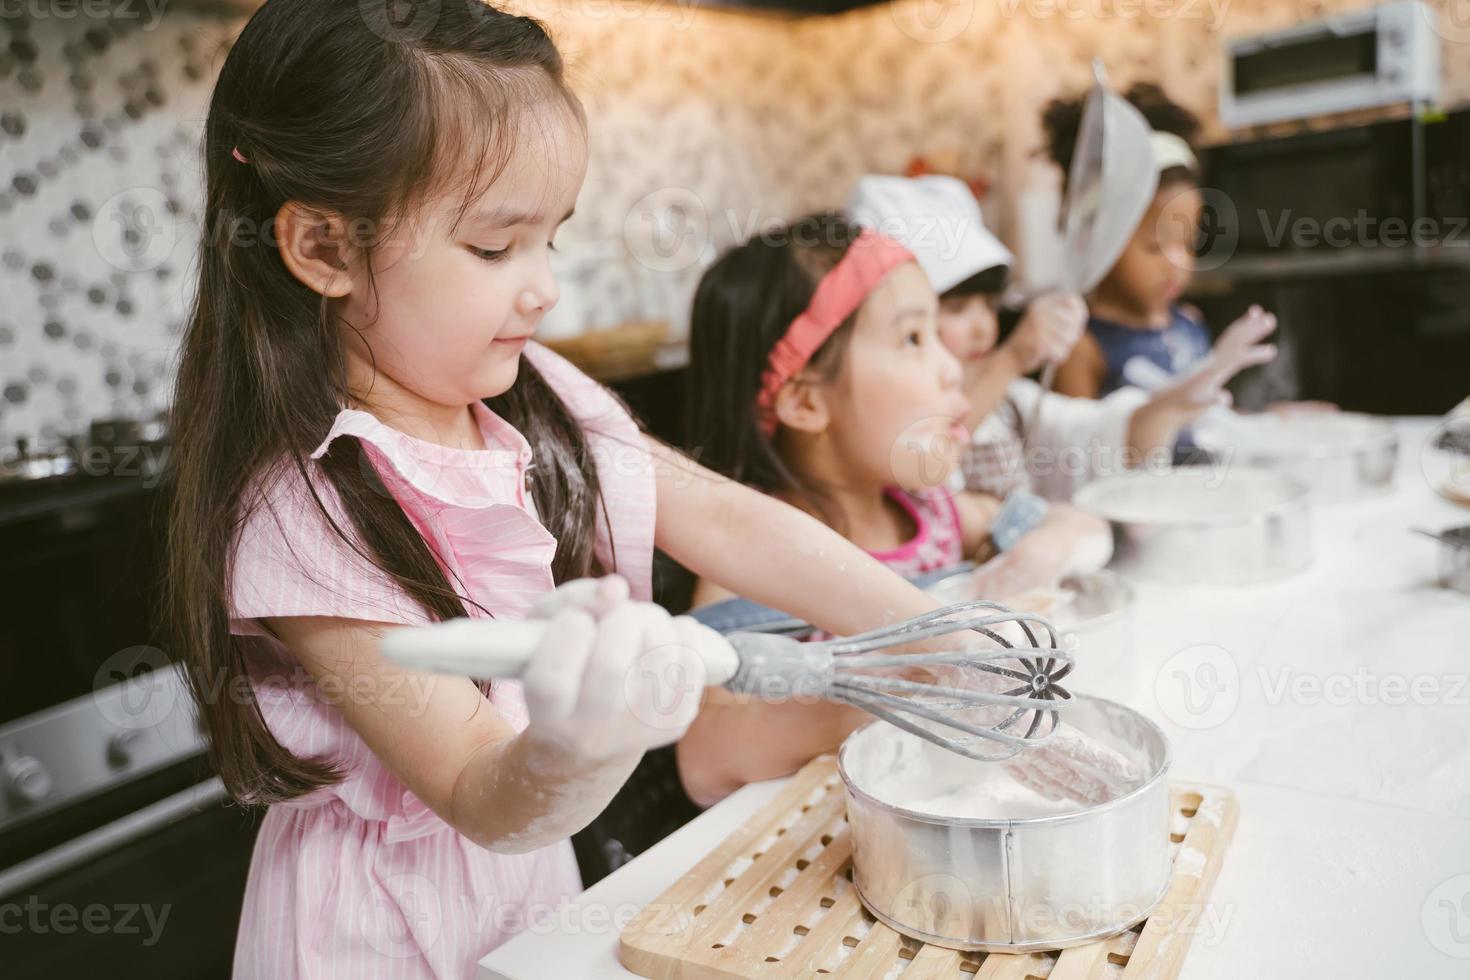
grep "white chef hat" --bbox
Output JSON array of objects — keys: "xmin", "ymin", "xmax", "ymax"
[
  {"xmin": 845, "ymin": 174, "xmax": 1014, "ymax": 295},
  {"xmin": 1151, "ymin": 131, "xmax": 1198, "ymax": 175}
]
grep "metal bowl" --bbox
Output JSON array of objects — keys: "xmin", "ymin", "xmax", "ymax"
[
  {"xmin": 1076, "ymin": 466, "xmax": 1314, "ymax": 584},
  {"xmin": 838, "ymin": 697, "xmax": 1172, "ymax": 952},
  {"xmin": 928, "ymin": 569, "xmax": 1140, "ymax": 701},
  {"xmin": 1420, "ymin": 525, "xmax": 1470, "ymax": 596},
  {"xmin": 1207, "ymin": 412, "xmax": 1398, "ymax": 503}
]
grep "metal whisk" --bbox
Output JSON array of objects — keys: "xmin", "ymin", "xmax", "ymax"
[{"xmin": 380, "ymin": 600, "xmax": 1074, "ymax": 763}]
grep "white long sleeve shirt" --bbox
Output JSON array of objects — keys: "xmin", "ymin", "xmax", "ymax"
[{"xmin": 964, "ymin": 380, "xmax": 1150, "ymax": 502}]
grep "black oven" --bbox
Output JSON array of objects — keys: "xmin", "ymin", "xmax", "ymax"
[
  {"xmin": 0, "ymin": 476, "xmax": 261, "ymax": 979},
  {"xmin": 1202, "ymin": 109, "xmax": 1470, "ymax": 257},
  {"xmin": 1193, "ymin": 109, "xmax": 1470, "ymax": 415}
]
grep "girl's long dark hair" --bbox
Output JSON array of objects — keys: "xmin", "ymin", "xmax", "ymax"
[
  {"xmin": 685, "ymin": 212, "xmax": 863, "ymax": 526},
  {"xmin": 168, "ymin": 0, "xmax": 603, "ymax": 805}
]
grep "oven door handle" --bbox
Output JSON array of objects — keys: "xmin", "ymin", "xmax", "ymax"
[{"xmin": 0, "ymin": 776, "xmax": 230, "ymax": 898}]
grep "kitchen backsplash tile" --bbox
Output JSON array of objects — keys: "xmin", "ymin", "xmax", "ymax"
[
  {"xmin": 0, "ymin": 12, "xmax": 228, "ymax": 448},
  {"xmin": 2, "ymin": 0, "xmax": 1465, "ymax": 446}
]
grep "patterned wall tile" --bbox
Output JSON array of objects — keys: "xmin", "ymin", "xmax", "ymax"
[
  {"xmin": 1, "ymin": 0, "xmax": 1463, "ymax": 446},
  {"xmin": 0, "ymin": 11, "xmax": 232, "ymax": 448}
]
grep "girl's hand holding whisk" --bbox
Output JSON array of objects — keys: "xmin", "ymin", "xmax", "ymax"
[{"xmin": 521, "ymin": 576, "xmax": 727, "ymax": 762}]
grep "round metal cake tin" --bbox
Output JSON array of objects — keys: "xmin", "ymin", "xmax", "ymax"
[
  {"xmin": 1075, "ymin": 466, "xmax": 1314, "ymax": 584},
  {"xmin": 837, "ymin": 697, "xmax": 1172, "ymax": 952},
  {"xmin": 1222, "ymin": 412, "xmax": 1398, "ymax": 503}
]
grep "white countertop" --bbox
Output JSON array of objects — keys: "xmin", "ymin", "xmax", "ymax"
[{"xmin": 482, "ymin": 418, "xmax": 1470, "ymax": 978}]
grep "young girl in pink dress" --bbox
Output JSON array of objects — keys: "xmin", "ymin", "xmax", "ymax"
[{"xmin": 168, "ymin": 4, "xmax": 1130, "ymax": 976}]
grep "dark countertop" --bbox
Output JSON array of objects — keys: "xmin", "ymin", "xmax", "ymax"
[{"xmin": 0, "ymin": 474, "xmax": 159, "ymax": 533}]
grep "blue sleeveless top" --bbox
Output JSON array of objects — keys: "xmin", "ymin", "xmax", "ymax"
[{"xmin": 1088, "ymin": 306, "xmax": 1212, "ymax": 398}]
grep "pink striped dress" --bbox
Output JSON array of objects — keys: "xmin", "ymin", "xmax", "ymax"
[{"xmin": 226, "ymin": 343, "xmax": 655, "ymax": 979}]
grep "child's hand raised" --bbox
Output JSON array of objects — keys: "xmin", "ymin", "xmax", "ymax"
[
  {"xmin": 1004, "ymin": 292, "xmax": 1088, "ymax": 374},
  {"xmin": 1164, "ymin": 304, "xmax": 1278, "ymax": 412},
  {"xmin": 522, "ymin": 576, "xmax": 725, "ymax": 763},
  {"xmin": 1125, "ymin": 305, "xmax": 1280, "ymax": 457}
]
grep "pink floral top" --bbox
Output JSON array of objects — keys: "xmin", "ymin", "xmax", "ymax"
[
  {"xmin": 866, "ymin": 487, "xmax": 965, "ymax": 577},
  {"xmin": 225, "ymin": 343, "xmax": 655, "ymax": 979}
]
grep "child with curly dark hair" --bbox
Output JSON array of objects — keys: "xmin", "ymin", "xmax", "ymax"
[{"xmin": 1046, "ymin": 83, "xmax": 1220, "ymax": 400}]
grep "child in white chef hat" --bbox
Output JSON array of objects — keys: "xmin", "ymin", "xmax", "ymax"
[
  {"xmin": 848, "ymin": 174, "xmax": 1088, "ymax": 432},
  {"xmin": 847, "ymin": 173, "xmax": 1282, "ymax": 501}
]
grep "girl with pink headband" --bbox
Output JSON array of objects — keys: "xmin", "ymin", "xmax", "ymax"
[{"xmin": 677, "ymin": 212, "xmax": 1117, "ymax": 805}]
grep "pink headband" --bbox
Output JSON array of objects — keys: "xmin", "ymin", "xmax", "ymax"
[{"xmin": 756, "ymin": 227, "xmax": 915, "ymax": 435}]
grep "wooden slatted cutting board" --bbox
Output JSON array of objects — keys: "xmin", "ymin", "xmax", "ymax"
[{"xmin": 619, "ymin": 756, "xmax": 1237, "ymax": 979}]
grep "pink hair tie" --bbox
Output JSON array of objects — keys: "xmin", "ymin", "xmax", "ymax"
[
  {"xmin": 755, "ymin": 228, "xmax": 915, "ymax": 436},
  {"xmin": 231, "ymin": 146, "xmax": 250, "ymax": 164}
]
